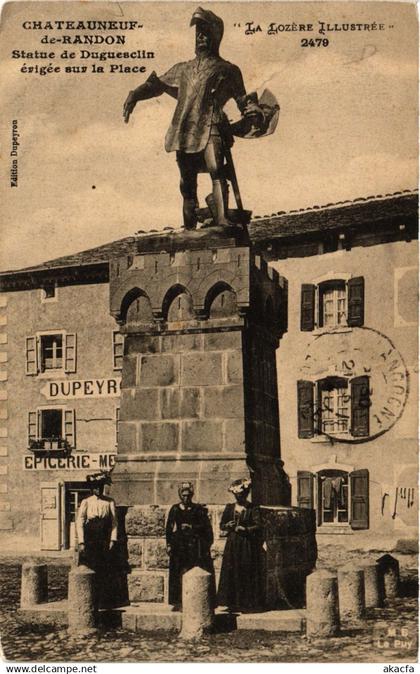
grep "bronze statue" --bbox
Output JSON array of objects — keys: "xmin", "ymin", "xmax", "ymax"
[{"xmin": 123, "ymin": 7, "xmax": 279, "ymax": 230}]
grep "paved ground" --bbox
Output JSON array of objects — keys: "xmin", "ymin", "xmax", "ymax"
[{"xmin": 0, "ymin": 550, "xmax": 418, "ymax": 663}]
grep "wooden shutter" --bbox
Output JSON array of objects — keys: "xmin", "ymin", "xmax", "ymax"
[
  {"xmin": 297, "ymin": 471, "xmax": 314, "ymax": 509},
  {"xmin": 64, "ymin": 333, "xmax": 77, "ymax": 373},
  {"xmin": 115, "ymin": 407, "xmax": 120, "ymax": 448},
  {"xmin": 26, "ymin": 336, "xmax": 38, "ymax": 375},
  {"xmin": 347, "ymin": 277, "xmax": 364, "ymax": 327},
  {"xmin": 351, "ymin": 375, "xmax": 370, "ymax": 437},
  {"xmin": 64, "ymin": 409, "xmax": 75, "ymax": 448},
  {"xmin": 350, "ymin": 469, "xmax": 369, "ymax": 529},
  {"xmin": 113, "ymin": 331, "xmax": 125, "ymax": 370},
  {"xmin": 28, "ymin": 411, "xmax": 38, "ymax": 443},
  {"xmin": 297, "ymin": 380, "xmax": 314, "ymax": 438},
  {"xmin": 300, "ymin": 284, "xmax": 315, "ymax": 331},
  {"xmin": 316, "ymin": 382, "xmax": 323, "ymax": 435},
  {"xmin": 280, "ymin": 279, "xmax": 288, "ymax": 334}
]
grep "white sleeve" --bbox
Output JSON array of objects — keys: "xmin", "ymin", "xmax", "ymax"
[{"xmin": 110, "ymin": 499, "xmax": 118, "ymax": 542}]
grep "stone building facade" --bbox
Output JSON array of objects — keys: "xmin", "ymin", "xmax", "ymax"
[
  {"xmin": 0, "ymin": 190, "xmax": 417, "ymax": 554},
  {"xmin": 251, "ymin": 191, "xmax": 418, "ymax": 549},
  {"xmin": 0, "ymin": 268, "xmax": 119, "ymax": 551}
]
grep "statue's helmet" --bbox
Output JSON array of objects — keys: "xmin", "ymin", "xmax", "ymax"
[{"xmin": 190, "ymin": 7, "xmax": 224, "ymax": 53}]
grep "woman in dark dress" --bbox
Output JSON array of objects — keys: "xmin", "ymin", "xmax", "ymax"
[
  {"xmin": 166, "ymin": 482, "xmax": 215, "ymax": 609},
  {"xmin": 217, "ymin": 478, "xmax": 265, "ymax": 612}
]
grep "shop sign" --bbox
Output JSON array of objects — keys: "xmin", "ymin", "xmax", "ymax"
[
  {"xmin": 23, "ymin": 453, "xmax": 117, "ymax": 471},
  {"xmin": 40, "ymin": 378, "xmax": 121, "ymax": 399}
]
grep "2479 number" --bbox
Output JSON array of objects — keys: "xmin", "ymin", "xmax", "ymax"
[{"xmin": 301, "ymin": 38, "xmax": 329, "ymax": 47}]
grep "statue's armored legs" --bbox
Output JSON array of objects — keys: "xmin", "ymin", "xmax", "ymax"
[
  {"xmin": 176, "ymin": 131, "xmax": 231, "ymax": 230},
  {"xmin": 203, "ymin": 132, "xmax": 231, "ymax": 227},
  {"xmin": 177, "ymin": 153, "xmax": 199, "ymax": 231}
]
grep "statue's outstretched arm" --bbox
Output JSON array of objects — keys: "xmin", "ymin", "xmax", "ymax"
[{"xmin": 123, "ymin": 65, "xmax": 181, "ymax": 123}]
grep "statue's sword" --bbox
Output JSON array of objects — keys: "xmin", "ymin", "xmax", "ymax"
[
  {"xmin": 211, "ymin": 76, "xmax": 245, "ymax": 218},
  {"xmin": 223, "ymin": 140, "xmax": 244, "ymax": 213}
]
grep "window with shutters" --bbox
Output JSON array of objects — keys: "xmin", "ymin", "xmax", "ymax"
[
  {"xmin": 25, "ymin": 331, "xmax": 77, "ymax": 375},
  {"xmin": 112, "ymin": 331, "xmax": 125, "ymax": 370},
  {"xmin": 28, "ymin": 407, "xmax": 75, "ymax": 452},
  {"xmin": 297, "ymin": 375, "xmax": 370, "ymax": 439},
  {"xmin": 297, "ymin": 468, "xmax": 369, "ymax": 529},
  {"xmin": 300, "ymin": 277, "xmax": 364, "ymax": 331}
]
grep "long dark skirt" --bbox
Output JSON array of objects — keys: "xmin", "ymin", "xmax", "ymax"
[
  {"xmin": 217, "ymin": 531, "xmax": 265, "ymax": 611},
  {"xmin": 168, "ymin": 535, "xmax": 215, "ymax": 607},
  {"xmin": 79, "ymin": 517, "xmax": 114, "ymax": 609}
]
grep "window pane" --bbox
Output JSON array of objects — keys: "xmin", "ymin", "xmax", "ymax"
[
  {"xmin": 323, "ymin": 290, "xmax": 334, "ymax": 326},
  {"xmin": 321, "ymin": 283, "xmax": 347, "ymax": 327},
  {"xmin": 321, "ymin": 385, "xmax": 349, "ymax": 433},
  {"xmin": 337, "ymin": 293, "xmax": 347, "ymax": 324},
  {"xmin": 41, "ymin": 409, "xmax": 62, "ymax": 439},
  {"xmin": 320, "ymin": 473, "xmax": 349, "ymax": 525},
  {"xmin": 41, "ymin": 334, "xmax": 63, "ymax": 370}
]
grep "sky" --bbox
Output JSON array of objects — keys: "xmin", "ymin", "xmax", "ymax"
[{"xmin": 0, "ymin": 0, "xmax": 418, "ymax": 271}]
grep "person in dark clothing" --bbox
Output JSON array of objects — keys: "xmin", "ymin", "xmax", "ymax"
[
  {"xmin": 165, "ymin": 482, "xmax": 215, "ymax": 609},
  {"xmin": 217, "ymin": 478, "xmax": 265, "ymax": 612}
]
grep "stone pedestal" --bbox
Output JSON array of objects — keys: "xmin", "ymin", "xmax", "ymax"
[
  {"xmin": 109, "ymin": 231, "xmax": 289, "ymax": 507},
  {"xmin": 261, "ymin": 506, "xmax": 317, "ymax": 608},
  {"xmin": 108, "ymin": 229, "xmax": 316, "ymax": 611}
]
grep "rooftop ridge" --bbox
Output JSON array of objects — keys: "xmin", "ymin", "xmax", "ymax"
[
  {"xmin": 251, "ymin": 188, "xmax": 419, "ymax": 221},
  {"xmin": 0, "ymin": 189, "xmax": 417, "ymax": 277}
]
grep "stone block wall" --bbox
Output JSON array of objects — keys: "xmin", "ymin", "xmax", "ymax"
[
  {"xmin": 125, "ymin": 504, "xmax": 225, "ymax": 603},
  {"xmin": 124, "ymin": 504, "xmax": 316, "ymax": 606},
  {"xmin": 118, "ymin": 331, "xmax": 246, "ymax": 457}
]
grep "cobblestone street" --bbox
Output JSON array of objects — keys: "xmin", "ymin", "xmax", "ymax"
[{"xmin": 0, "ymin": 551, "xmax": 417, "ymax": 663}]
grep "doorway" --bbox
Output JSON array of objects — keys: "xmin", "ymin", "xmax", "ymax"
[{"xmin": 63, "ymin": 482, "xmax": 91, "ymax": 550}]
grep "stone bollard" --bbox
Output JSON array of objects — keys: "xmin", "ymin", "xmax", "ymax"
[
  {"xmin": 337, "ymin": 564, "xmax": 365, "ymax": 623},
  {"xmin": 359, "ymin": 561, "xmax": 384, "ymax": 608},
  {"xmin": 21, "ymin": 563, "xmax": 48, "ymax": 607},
  {"xmin": 306, "ymin": 569, "xmax": 340, "ymax": 638},
  {"xmin": 376, "ymin": 554, "xmax": 400, "ymax": 599},
  {"xmin": 180, "ymin": 567, "xmax": 214, "ymax": 640},
  {"xmin": 67, "ymin": 565, "xmax": 97, "ymax": 634}
]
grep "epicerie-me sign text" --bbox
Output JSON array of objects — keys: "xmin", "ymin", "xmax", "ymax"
[
  {"xmin": 40, "ymin": 378, "xmax": 121, "ymax": 399},
  {"xmin": 24, "ymin": 452, "xmax": 117, "ymax": 471}
]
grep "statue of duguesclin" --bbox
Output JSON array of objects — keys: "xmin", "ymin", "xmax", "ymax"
[{"xmin": 123, "ymin": 6, "xmax": 279, "ymax": 230}]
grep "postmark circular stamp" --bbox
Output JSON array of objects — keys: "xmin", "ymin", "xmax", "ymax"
[{"xmin": 299, "ymin": 326, "xmax": 409, "ymax": 442}]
